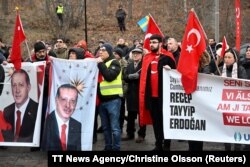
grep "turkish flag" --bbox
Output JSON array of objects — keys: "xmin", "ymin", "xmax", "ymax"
[
  {"xmin": 177, "ymin": 10, "xmax": 206, "ymax": 94},
  {"xmin": 235, "ymin": 0, "xmax": 241, "ymax": 51},
  {"xmin": 10, "ymin": 13, "xmax": 26, "ymax": 70},
  {"xmin": 220, "ymin": 36, "xmax": 228, "ymax": 58},
  {"xmin": 143, "ymin": 15, "xmax": 163, "ymax": 51}
]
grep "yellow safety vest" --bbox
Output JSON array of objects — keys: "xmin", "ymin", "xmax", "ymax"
[
  {"xmin": 100, "ymin": 59, "xmax": 123, "ymax": 96},
  {"xmin": 57, "ymin": 6, "xmax": 64, "ymax": 14}
]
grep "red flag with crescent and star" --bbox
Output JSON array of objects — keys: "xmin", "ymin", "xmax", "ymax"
[
  {"xmin": 177, "ymin": 9, "xmax": 207, "ymax": 94},
  {"xmin": 143, "ymin": 15, "xmax": 163, "ymax": 51},
  {"xmin": 10, "ymin": 11, "xmax": 26, "ymax": 70}
]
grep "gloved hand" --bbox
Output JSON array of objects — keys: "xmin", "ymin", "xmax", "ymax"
[{"xmin": 128, "ymin": 72, "xmax": 139, "ymax": 79}]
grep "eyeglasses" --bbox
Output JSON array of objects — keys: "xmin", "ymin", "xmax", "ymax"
[
  {"xmin": 150, "ymin": 41, "xmax": 159, "ymax": 44},
  {"xmin": 57, "ymin": 40, "xmax": 63, "ymax": 43},
  {"xmin": 99, "ymin": 48, "xmax": 107, "ymax": 52}
]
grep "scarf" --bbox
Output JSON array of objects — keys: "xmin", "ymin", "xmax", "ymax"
[{"xmin": 221, "ymin": 62, "xmax": 238, "ymax": 78}]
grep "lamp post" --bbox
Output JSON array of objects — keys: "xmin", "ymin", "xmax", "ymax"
[
  {"xmin": 215, "ymin": 0, "xmax": 219, "ymax": 42},
  {"xmin": 84, "ymin": 0, "xmax": 88, "ymax": 43}
]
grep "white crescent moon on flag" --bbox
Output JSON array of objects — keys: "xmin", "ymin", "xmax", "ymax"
[
  {"xmin": 236, "ymin": 8, "xmax": 240, "ymax": 18},
  {"xmin": 187, "ymin": 28, "xmax": 201, "ymax": 47},
  {"xmin": 145, "ymin": 33, "xmax": 152, "ymax": 39}
]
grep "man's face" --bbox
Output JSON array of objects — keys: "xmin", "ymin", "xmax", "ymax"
[
  {"xmin": 118, "ymin": 38, "xmax": 125, "ymax": 45},
  {"xmin": 167, "ymin": 38, "xmax": 178, "ymax": 53},
  {"xmin": 99, "ymin": 47, "xmax": 109, "ymax": 61},
  {"xmin": 56, "ymin": 88, "xmax": 78, "ymax": 122},
  {"xmin": 150, "ymin": 40, "xmax": 160, "ymax": 53},
  {"xmin": 132, "ymin": 52, "xmax": 142, "ymax": 62},
  {"xmin": 35, "ymin": 49, "xmax": 47, "ymax": 60},
  {"xmin": 56, "ymin": 39, "xmax": 64, "ymax": 48},
  {"xmin": 208, "ymin": 39, "xmax": 215, "ymax": 45},
  {"xmin": 11, "ymin": 73, "xmax": 31, "ymax": 108}
]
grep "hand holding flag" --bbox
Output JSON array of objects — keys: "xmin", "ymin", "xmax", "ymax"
[{"xmin": 177, "ymin": 9, "xmax": 207, "ymax": 94}]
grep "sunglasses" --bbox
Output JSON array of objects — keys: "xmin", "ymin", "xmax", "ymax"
[{"xmin": 57, "ymin": 40, "xmax": 63, "ymax": 43}]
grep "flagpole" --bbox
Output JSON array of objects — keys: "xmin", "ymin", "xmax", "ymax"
[
  {"xmin": 208, "ymin": 45, "xmax": 221, "ymax": 75},
  {"xmin": 191, "ymin": 8, "xmax": 207, "ymax": 39},
  {"xmin": 25, "ymin": 40, "xmax": 31, "ymax": 61}
]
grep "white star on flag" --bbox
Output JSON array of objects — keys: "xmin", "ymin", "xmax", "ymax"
[{"xmin": 186, "ymin": 45, "xmax": 193, "ymax": 53}]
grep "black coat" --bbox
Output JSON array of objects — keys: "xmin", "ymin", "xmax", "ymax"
[
  {"xmin": 124, "ymin": 61, "xmax": 142, "ymax": 112},
  {"xmin": 242, "ymin": 58, "xmax": 250, "ymax": 80}
]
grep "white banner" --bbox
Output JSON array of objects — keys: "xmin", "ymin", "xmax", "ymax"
[
  {"xmin": 163, "ymin": 70, "xmax": 250, "ymax": 144},
  {"xmin": 45, "ymin": 58, "xmax": 98, "ymax": 151},
  {"xmin": 0, "ymin": 62, "xmax": 45, "ymax": 147}
]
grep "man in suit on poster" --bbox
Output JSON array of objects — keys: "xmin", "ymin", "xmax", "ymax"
[
  {"xmin": 3, "ymin": 69, "xmax": 38, "ymax": 142},
  {"xmin": 42, "ymin": 84, "xmax": 81, "ymax": 151}
]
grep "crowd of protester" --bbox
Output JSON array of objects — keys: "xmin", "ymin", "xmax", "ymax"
[{"xmin": 0, "ymin": 34, "xmax": 249, "ymax": 151}]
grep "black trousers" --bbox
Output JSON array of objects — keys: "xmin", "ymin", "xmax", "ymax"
[
  {"xmin": 149, "ymin": 97, "xmax": 164, "ymax": 149},
  {"xmin": 126, "ymin": 109, "xmax": 147, "ymax": 138},
  {"xmin": 126, "ymin": 110, "xmax": 137, "ymax": 137},
  {"xmin": 117, "ymin": 17, "xmax": 126, "ymax": 32}
]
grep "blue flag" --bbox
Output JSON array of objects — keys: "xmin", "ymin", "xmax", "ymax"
[{"xmin": 137, "ymin": 15, "xmax": 149, "ymax": 32}]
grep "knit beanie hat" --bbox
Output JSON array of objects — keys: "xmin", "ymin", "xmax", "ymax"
[
  {"xmin": 34, "ymin": 41, "xmax": 46, "ymax": 53},
  {"xmin": 113, "ymin": 47, "xmax": 124, "ymax": 58},
  {"xmin": 150, "ymin": 34, "xmax": 163, "ymax": 42},
  {"xmin": 101, "ymin": 43, "xmax": 113, "ymax": 57}
]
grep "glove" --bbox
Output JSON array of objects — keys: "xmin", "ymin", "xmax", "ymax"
[{"xmin": 128, "ymin": 73, "xmax": 139, "ymax": 79}]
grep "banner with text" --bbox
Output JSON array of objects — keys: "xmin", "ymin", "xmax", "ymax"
[{"xmin": 163, "ymin": 70, "xmax": 250, "ymax": 144}]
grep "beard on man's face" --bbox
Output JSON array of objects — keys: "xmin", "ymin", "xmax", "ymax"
[{"xmin": 150, "ymin": 45, "xmax": 159, "ymax": 53}]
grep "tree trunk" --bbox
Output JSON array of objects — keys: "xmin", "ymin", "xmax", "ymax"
[
  {"xmin": 101, "ymin": 0, "xmax": 107, "ymax": 16},
  {"xmin": 128, "ymin": 0, "xmax": 132, "ymax": 19},
  {"xmin": 2, "ymin": 0, "xmax": 8, "ymax": 15}
]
